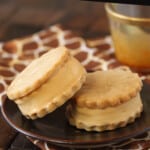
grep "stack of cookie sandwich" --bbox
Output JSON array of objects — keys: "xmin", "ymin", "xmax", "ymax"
[
  {"xmin": 7, "ymin": 47, "xmax": 86, "ymax": 119},
  {"xmin": 66, "ymin": 69, "xmax": 143, "ymax": 131},
  {"xmin": 7, "ymin": 47, "xmax": 143, "ymax": 131}
]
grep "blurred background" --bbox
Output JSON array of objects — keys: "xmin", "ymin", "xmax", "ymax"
[{"xmin": 0, "ymin": 0, "xmax": 109, "ymax": 41}]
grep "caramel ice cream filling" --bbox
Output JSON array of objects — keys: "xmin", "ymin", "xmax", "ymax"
[
  {"xmin": 16, "ymin": 56, "xmax": 86, "ymax": 118},
  {"xmin": 68, "ymin": 93, "xmax": 143, "ymax": 130}
]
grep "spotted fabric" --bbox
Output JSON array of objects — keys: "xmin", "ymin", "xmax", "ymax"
[{"xmin": 0, "ymin": 24, "xmax": 150, "ymax": 150}]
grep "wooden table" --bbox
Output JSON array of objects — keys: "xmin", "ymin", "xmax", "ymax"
[
  {"xmin": 0, "ymin": 0, "xmax": 110, "ymax": 149},
  {"xmin": 0, "ymin": 0, "xmax": 109, "ymax": 41}
]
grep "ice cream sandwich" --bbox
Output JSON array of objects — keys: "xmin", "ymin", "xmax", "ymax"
[
  {"xmin": 7, "ymin": 47, "xmax": 86, "ymax": 119},
  {"xmin": 66, "ymin": 68, "xmax": 143, "ymax": 131}
]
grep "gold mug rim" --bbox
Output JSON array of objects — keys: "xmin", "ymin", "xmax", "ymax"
[{"xmin": 105, "ymin": 3, "xmax": 150, "ymax": 26}]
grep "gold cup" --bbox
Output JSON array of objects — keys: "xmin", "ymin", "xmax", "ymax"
[{"xmin": 105, "ymin": 3, "xmax": 150, "ymax": 72}]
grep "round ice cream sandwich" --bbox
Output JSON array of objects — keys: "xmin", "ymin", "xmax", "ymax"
[
  {"xmin": 7, "ymin": 46, "xmax": 86, "ymax": 119},
  {"xmin": 66, "ymin": 68, "xmax": 143, "ymax": 132}
]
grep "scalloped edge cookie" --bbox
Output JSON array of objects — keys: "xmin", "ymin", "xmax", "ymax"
[
  {"xmin": 74, "ymin": 68, "xmax": 142, "ymax": 109},
  {"xmin": 17, "ymin": 56, "xmax": 86, "ymax": 119},
  {"xmin": 6, "ymin": 47, "xmax": 86, "ymax": 119},
  {"xmin": 66, "ymin": 93, "xmax": 143, "ymax": 132},
  {"xmin": 7, "ymin": 46, "xmax": 70, "ymax": 100},
  {"xmin": 66, "ymin": 68, "xmax": 143, "ymax": 132}
]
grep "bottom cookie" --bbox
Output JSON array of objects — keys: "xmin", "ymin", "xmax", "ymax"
[{"xmin": 66, "ymin": 93, "xmax": 143, "ymax": 132}]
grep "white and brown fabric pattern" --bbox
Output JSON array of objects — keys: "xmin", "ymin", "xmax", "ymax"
[{"xmin": 0, "ymin": 24, "xmax": 150, "ymax": 149}]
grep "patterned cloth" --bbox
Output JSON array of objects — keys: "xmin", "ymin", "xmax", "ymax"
[{"xmin": 0, "ymin": 24, "xmax": 150, "ymax": 150}]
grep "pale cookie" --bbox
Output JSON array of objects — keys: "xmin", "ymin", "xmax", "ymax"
[
  {"xmin": 6, "ymin": 47, "xmax": 86, "ymax": 119},
  {"xmin": 74, "ymin": 69, "xmax": 142, "ymax": 109},
  {"xmin": 66, "ymin": 69, "xmax": 143, "ymax": 132},
  {"xmin": 7, "ymin": 47, "xmax": 70, "ymax": 100},
  {"xmin": 16, "ymin": 56, "xmax": 86, "ymax": 119},
  {"xmin": 66, "ymin": 93, "xmax": 143, "ymax": 132}
]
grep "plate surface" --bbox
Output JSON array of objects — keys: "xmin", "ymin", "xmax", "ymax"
[{"xmin": 1, "ymin": 82, "xmax": 150, "ymax": 148}]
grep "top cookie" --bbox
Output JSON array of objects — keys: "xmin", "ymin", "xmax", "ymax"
[
  {"xmin": 74, "ymin": 68, "xmax": 142, "ymax": 109},
  {"xmin": 7, "ymin": 46, "xmax": 70, "ymax": 100}
]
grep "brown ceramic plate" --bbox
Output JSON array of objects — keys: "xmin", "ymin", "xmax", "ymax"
[{"xmin": 1, "ymin": 82, "xmax": 150, "ymax": 148}]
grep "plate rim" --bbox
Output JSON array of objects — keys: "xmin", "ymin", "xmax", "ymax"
[{"xmin": 1, "ymin": 83, "xmax": 150, "ymax": 148}]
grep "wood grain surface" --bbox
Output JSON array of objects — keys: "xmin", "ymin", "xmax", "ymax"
[{"xmin": 0, "ymin": 0, "xmax": 109, "ymax": 41}]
